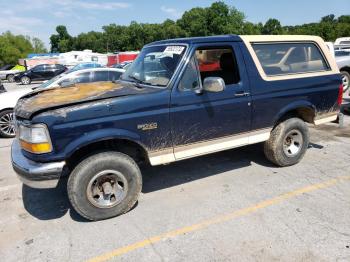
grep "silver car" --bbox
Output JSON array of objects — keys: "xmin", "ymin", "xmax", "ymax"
[{"xmin": 335, "ymin": 49, "xmax": 350, "ymax": 93}]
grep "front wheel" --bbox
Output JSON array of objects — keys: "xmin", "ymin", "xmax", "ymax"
[
  {"xmin": 264, "ymin": 118, "xmax": 309, "ymax": 167},
  {"xmin": 67, "ymin": 151, "xmax": 142, "ymax": 221},
  {"xmin": 0, "ymin": 109, "xmax": 16, "ymax": 138}
]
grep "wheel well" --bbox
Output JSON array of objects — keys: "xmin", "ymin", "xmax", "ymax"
[
  {"xmin": 65, "ymin": 139, "xmax": 149, "ymax": 170},
  {"xmin": 0, "ymin": 108, "xmax": 14, "ymax": 114},
  {"xmin": 340, "ymin": 67, "xmax": 350, "ymax": 74},
  {"xmin": 275, "ymin": 107, "xmax": 315, "ymax": 126}
]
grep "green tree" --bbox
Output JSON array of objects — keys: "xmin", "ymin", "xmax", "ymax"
[
  {"xmin": 31, "ymin": 37, "xmax": 47, "ymax": 53},
  {"xmin": 177, "ymin": 7, "xmax": 209, "ymax": 36},
  {"xmin": 206, "ymin": 2, "xmax": 245, "ymax": 35},
  {"xmin": 50, "ymin": 25, "xmax": 73, "ymax": 52},
  {"xmin": 262, "ymin": 18, "xmax": 283, "ymax": 35},
  {"xmin": 0, "ymin": 31, "xmax": 36, "ymax": 66}
]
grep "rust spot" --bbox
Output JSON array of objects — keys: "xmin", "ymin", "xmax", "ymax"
[{"xmin": 19, "ymin": 82, "xmax": 123, "ymax": 113}]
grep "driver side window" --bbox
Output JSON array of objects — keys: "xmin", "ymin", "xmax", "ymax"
[{"xmin": 178, "ymin": 56, "xmax": 200, "ymax": 91}]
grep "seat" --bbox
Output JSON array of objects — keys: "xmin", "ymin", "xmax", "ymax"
[{"xmin": 219, "ymin": 53, "xmax": 237, "ymax": 84}]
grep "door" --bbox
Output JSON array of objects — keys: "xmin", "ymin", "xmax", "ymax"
[
  {"xmin": 30, "ymin": 65, "xmax": 46, "ymax": 80},
  {"xmin": 170, "ymin": 43, "xmax": 252, "ymax": 160}
]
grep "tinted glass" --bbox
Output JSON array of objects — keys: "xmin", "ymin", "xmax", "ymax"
[
  {"xmin": 109, "ymin": 71, "xmax": 122, "ymax": 81},
  {"xmin": 179, "ymin": 57, "xmax": 200, "ymax": 91},
  {"xmin": 32, "ymin": 65, "xmax": 45, "ymax": 72},
  {"xmin": 252, "ymin": 42, "xmax": 330, "ymax": 76},
  {"xmin": 93, "ymin": 71, "xmax": 110, "ymax": 82},
  {"xmin": 75, "ymin": 72, "xmax": 92, "ymax": 83}
]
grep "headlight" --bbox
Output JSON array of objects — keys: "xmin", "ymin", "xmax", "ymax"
[{"xmin": 19, "ymin": 124, "xmax": 52, "ymax": 154}]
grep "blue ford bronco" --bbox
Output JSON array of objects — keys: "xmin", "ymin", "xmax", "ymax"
[{"xmin": 12, "ymin": 35, "xmax": 343, "ymax": 220}]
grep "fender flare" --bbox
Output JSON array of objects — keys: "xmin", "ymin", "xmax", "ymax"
[
  {"xmin": 62, "ymin": 128, "xmax": 149, "ymax": 158},
  {"xmin": 272, "ymin": 100, "xmax": 316, "ymax": 126}
]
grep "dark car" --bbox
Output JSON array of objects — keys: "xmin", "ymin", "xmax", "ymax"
[
  {"xmin": 111, "ymin": 61, "xmax": 133, "ymax": 69},
  {"xmin": 14, "ymin": 64, "xmax": 67, "ymax": 85},
  {"xmin": 12, "ymin": 35, "xmax": 342, "ymax": 221}
]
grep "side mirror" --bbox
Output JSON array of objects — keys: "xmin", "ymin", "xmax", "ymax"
[
  {"xmin": 202, "ymin": 77, "xmax": 225, "ymax": 93},
  {"xmin": 59, "ymin": 80, "xmax": 75, "ymax": 88}
]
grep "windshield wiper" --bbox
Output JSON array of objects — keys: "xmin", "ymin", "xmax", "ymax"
[
  {"xmin": 128, "ymin": 75, "xmax": 144, "ymax": 84},
  {"xmin": 122, "ymin": 75, "xmax": 166, "ymax": 88}
]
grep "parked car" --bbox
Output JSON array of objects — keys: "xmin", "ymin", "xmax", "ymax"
[
  {"xmin": 13, "ymin": 64, "xmax": 67, "ymax": 85},
  {"xmin": 0, "ymin": 64, "xmax": 25, "ymax": 82},
  {"xmin": 68, "ymin": 62, "xmax": 103, "ymax": 72},
  {"xmin": 40, "ymin": 67, "xmax": 125, "ymax": 89},
  {"xmin": 0, "ymin": 87, "xmax": 32, "ymax": 137},
  {"xmin": 12, "ymin": 35, "xmax": 342, "ymax": 221},
  {"xmin": 111, "ymin": 60, "xmax": 133, "ymax": 69},
  {"xmin": 335, "ymin": 50, "xmax": 350, "ymax": 93},
  {"xmin": 0, "ymin": 68, "xmax": 124, "ymax": 138}
]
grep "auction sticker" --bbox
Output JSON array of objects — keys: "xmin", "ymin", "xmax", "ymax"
[{"xmin": 164, "ymin": 46, "xmax": 185, "ymax": 55}]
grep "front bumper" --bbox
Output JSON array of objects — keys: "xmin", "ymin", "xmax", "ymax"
[{"xmin": 11, "ymin": 139, "xmax": 65, "ymax": 189}]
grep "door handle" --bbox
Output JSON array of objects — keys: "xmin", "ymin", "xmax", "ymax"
[{"xmin": 234, "ymin": 91, "xmax": 250, "ymax": 97}]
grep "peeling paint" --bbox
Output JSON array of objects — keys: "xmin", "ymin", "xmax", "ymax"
[
  {"xmin": 20, "ymin": 82, "xmax": 122, "ymax": 112},
  {"xmin": 14, "ymin": 81, "xmax": 160, "ymax": 119}
]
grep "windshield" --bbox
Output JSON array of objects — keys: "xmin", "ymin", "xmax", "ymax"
[
  {"xmin": 37, "ymin": 74, "xmax": 64, "ymax": 89},
  {"xmin": 121, "ymin": 45, "xmax": 186, "ymax": 87}
]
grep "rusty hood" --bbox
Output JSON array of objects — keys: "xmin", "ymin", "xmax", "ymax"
[{"xmin": 15, "ymin": 81, "xmax": 160, "ymax": 119}]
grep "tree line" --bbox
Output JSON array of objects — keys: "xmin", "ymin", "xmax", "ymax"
[
  {"xmin": 50, "ymin": 2, "xmax": 350, "ymax": 53},
  {"xmin": 0, "ymin": 32, "xmax": 47, "ymax": 66},
  {"xmin": 1, "ymin": 1, "xmax": 350, "ymax": 67}
]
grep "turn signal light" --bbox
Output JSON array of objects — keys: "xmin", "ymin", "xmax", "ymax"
[{"xmin": 20, "ymin": 140, "xmax": 52, "ymax": 154}]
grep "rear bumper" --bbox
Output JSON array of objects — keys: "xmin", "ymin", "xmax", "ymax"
[{"xmin": 11, "ymin": 139, "xmax": 65, "ymax": 189}]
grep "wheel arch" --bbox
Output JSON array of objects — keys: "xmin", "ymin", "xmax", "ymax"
[
  {"xmin": 63, "ymin": 129, "xmax": 150, "ymax": 170},
  {"xmin": 272, "ymin": 101, "xmax": 316, "ymax": 127},
  {"xmin": 339, "ymin": 66, "xmax": 350, "ymax": 73},
  {"xmin": 0, "ymin": 107, "xmax": 14, "ymax": 113}
]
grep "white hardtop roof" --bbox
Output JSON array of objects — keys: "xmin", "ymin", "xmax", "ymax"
[{"xmin": 240, "ymin": 35, "xmax": 324, "ymax": 43}]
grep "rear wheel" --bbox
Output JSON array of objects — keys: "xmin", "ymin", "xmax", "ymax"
[
  {"xmin": 67, "ymin": 151, "xmax": 142, "ymax": 221},
  {"xmin": 6, "ymin": 74, "xmax": 15, "ymax": 83},
  {"xmin": 341, "ymin": 71, "xmax": 350, "ymax": 93},
  {"xmin": 264, "ymin": 118, "xmax": 309, "ymax": 167},
  {"xmin": 0, "ymin": 109, "xmax": 16, "ymax": 138},
  {"xmin": 20, "ymin": 76, "xmax": 31, "ymax": 85}
]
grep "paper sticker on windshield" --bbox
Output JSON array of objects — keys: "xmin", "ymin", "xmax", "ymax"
[{"xmin": 164, "ymin": 46, "xmax": 185, "ymax": 55}]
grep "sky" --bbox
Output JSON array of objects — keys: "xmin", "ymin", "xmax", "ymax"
[{"xmin": 0, "ymin": 0, "xmax": 349, "ymax": 48}]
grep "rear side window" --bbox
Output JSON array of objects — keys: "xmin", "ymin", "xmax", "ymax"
[
  {"xmin": 93, "ymin": 71, "xmax": 110, "ymax": 82},
  {"xmin": 252, "ymin": 42, "xmax": 330, "ymax": 76}
]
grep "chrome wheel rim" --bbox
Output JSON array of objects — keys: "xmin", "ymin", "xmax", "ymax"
[
  {"xmin": 0, "ymin": 112, "xmax": 16, "ymax": 136},
  {"xmin": 7, "ymin": 75, "xmax": 14, "ymax": 82},
  {"xmin": 283, "ymin": 129, "xmax": 303, "ymax": 157},
  {"xmin": 342, "ymin": 73, "xmax": 349, "ymax": 91},
  {"xmin": 22, "ymin": 77, "xmax": 29, "ymax": 85},
  {"xmin": 86, "ymin": 170, "xmax": 128, "ymax": 208}
]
